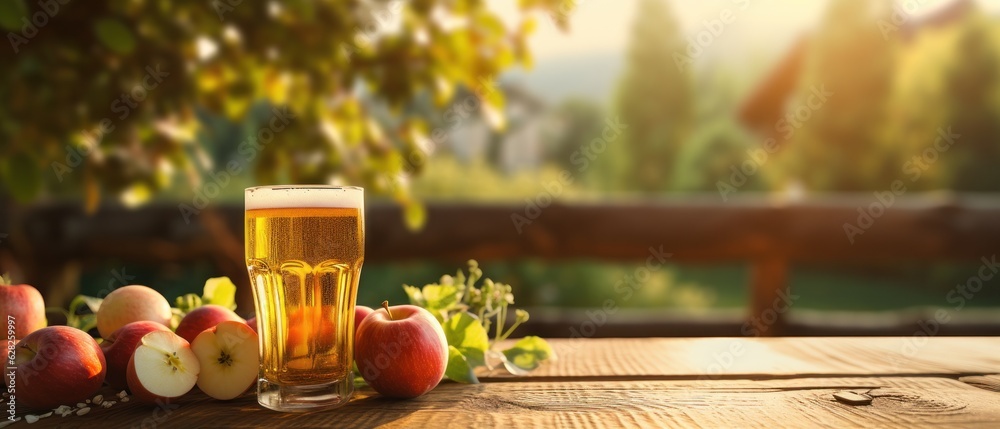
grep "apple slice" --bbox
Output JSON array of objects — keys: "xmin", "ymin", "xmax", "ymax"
[
  {"xmin": 192, "ymin": 320, "xmax": 259, "ymax": 400},
  {"xmin": 127, "ymin": 331, "xmax": 200, "ymax": 403},
  {"xmin": 101, "ymin": 321, "xmax": 171, "ymax": 390}
]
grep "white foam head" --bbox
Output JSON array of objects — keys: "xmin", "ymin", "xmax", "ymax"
[{"xmin": 245, "ymin": 186, "xmax": 364, "ymax": 210}]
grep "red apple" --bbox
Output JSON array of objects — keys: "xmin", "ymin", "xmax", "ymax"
[
  {"xmin": 191, "ymin": 321, "xmax": 259, "ymax": 400},
  {"xmin": 97, "ymin": 285, "xmax": 173, "ymax": 339},
  {"xmin": 175, "ymin": 305, "xmax": 245, "ymax": 344},
  {"xmin": 126, "ymin": 331, "xmax": 200, "ymax": 403},
  {"xmin": 100, "ymin": 321, "xmax": 171, "ymax": 390},
  {"xmin": 246, "ymin": 316, "xmax": 258, "ymax": 334},
  {"xmin": 0, "ymin": 280, "xmax": 46, "ymax": 339},
  {"xmin": 13, "ymin": 326, "xmax": 106, "ymax": 410},
  {"xmin": 355, "ymin": 301, "xmax": 448, "ymax": 399},
  {"xmin": 354, "ymin": 305, "xmax": 373, "ymax": 338}
]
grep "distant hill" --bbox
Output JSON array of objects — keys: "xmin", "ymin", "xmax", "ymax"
[{"xmin": 502, "ymin": 51, "xmax": 626, "ymax": 108}]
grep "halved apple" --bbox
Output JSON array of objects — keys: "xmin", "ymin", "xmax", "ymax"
[
  {"xmin": 126, "ymin": 331, "xmax": 200, "ymax": 403},
  {"xmin": 192, "ymin": 320, "xmax": 259, "ymax": 400}
]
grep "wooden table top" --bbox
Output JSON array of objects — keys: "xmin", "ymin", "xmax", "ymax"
[{"xmin": 8, "ymin": 337, "xmax": 1000, "ymax": 428}]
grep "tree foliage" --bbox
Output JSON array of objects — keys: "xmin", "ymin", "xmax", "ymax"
[
  {"xmin": 548, "ymin": 98, "xmax": 604, "ymax": 173},
  {"xmin": 779, "ymin": 0, "xmax": 897, "ymax": 191},
  {"xmin": 613, "ymin": 0, "xmax": 693, "ymax": 193},
  {"xmin": 872, "ymin": 5, "xmax": 1000, "ymax": 192},
  {"xmin": 0, "ymin": 0, "xmax": 570, "ymax": 214},
  {"xmin": 940, "ymin": 13, "xmax": 1000, "ymax": 191}
]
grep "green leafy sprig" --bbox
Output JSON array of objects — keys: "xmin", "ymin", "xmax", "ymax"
[
  {"xmin": 58, "ymin": 276, "xmax": 239, "ymax": 334},
  {"xmin": 402, "ymin": 260, "xmax": 554, "ymax": 383}
]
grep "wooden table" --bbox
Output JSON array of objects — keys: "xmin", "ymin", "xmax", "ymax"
[{"xmin": 10, "ymin": 337, "xmax": 1000, "ymax": 428}]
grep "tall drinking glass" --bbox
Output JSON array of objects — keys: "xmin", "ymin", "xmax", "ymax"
[{"xmin": 244, "ymin": 186, "xmax": 364, "ymax": 412}]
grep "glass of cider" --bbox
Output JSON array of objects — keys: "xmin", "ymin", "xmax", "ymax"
[{"xmin": 244, "ymin": 186, "xmax": 364, "ymax": 412}]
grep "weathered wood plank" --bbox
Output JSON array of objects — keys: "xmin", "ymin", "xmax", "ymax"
[
  {"xmin": 10, "ymin": 198, "xmax": 1000, "ymax": 331},
  {"xmin": 490, "ymin": 337, "xmax": 1000, "ymax": 380},
  {"xmin": 12, "ymin": 197, "xmax": 1000, "ymax": 266},
  {"xmin": 18, "ymin": 377, "xmax": 1000, "ymax": 428},
  {"xmin": 961, "ymin": 375, "xmax": 1000, "ymax": 392},
  {"xmin": 748, "ymin": 256, "xmax": 790, "ymax": 336},
  {"xmin": 7, "ymin": 338, "xmax": 1000, "ymax": 427}
]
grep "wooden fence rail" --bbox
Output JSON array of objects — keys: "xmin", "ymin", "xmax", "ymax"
[{"xmin": 3, "ymin": 194, "xmax": 1000, "ymax": 335}]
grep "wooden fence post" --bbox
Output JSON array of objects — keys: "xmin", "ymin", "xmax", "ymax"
[{"xmin": 749, "ymin": 257, "xmax": 790, "ymax": 336}]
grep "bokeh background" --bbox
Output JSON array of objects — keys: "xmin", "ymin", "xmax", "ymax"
[{"xmin": 2, "ymin": 0, "xmax": 999, "ymax": 336}]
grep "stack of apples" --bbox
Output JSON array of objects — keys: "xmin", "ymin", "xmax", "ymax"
[
  {"xmin": 5, "ymin": 283, "xmax": 260, "ymax": 411},
  {"xmin": 5, "ymin": 280, "xmax": 451, "ymax": 412}
]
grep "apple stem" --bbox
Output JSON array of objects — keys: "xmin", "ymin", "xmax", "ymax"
[{"xmin": 382, "ymin": 300, "xmax": 394, "ymax": 321}]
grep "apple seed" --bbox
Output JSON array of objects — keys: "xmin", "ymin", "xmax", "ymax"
[
  {"xmin": 217, "ymin": 350, "xmax": 234, "ymax": 366},
  {"xmin": 164, "ymin": 351, "xmax": 184, "ymax": 372}
]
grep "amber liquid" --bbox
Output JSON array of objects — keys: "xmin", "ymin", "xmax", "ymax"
[{"xmin": 245, "ymin": 207, "xmax": 364, "ymax": 386}]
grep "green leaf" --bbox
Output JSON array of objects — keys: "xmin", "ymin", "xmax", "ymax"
[
  {"xmin": 0, "ymin": 0, "xmax": 27, "ymax": 31},
  {"xmin": 174, "ymin": 293, "xmax": 202, "ymax": 313},
  {"xmin": 442, "ymin": 312, "xmax": 489, "ymax": 367},
  {"xmin": 75, "ymin": 295, "xmax": 104, "ymax": 314},
  {"xmin": 421, "ymin": 284, "xmax": 459, "ymax": 313},
  {"xmin": 402, "ymin": 284, "xmax": 425, "ymax": 307},
  {"xmin": 351, "ymin": 361, "xmax": 368, "ymax": 389},
  {"xmin": 502, "ymin": 336, "xmax": 555, "ymax": 372},
  {"xmin": 166, "ymin": 308, "xmax": 181, "ymax": 330},
  {"xmin": 403, "ymin": 201, "xmax": 426, "ymax": 231},
  {"xmin": 94, "ymin": 18, "xmax": 136, "ymax": 54},
  {"xmin": 353, "ymin": 373, "xmax": 368, "ymax": 390},
  {"xmin": 2, "ymin": 153, "xmax": 42, "ymax": 203},
  {"xmin": 66, "ymin": 295, "xmax": 103, "ymax": 333},
  {"xmin": 202, "ymin": 276, "xmax": 237, "ymax": 310},
  {"xmin": 445, "ymin": 345, "xmax": 478, "ymax": 384}
]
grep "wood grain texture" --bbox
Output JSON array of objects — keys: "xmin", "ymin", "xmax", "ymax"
[
  {"xmin": 961, "ymin": 375, "xmax": 1000, "ymax": 392},
  {"xmin": 7, "ymin": 338, "xmax": 1000, "ymax": 428},
  {"xmin": 17, "ymin": 377, "xmax": 1000, "ymax": 429},
  {"xmin": 485, "ymin": 337, "xmax": 1000, "ymax": 380}
]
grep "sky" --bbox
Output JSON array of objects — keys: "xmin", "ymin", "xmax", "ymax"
[
  {"xmin": 490, "ymin": 0, "xmax": 1000, "ymax": 105},
  {"xmin": 494, "ymin": 0, "xmax": 1000, "ymax": 60}
]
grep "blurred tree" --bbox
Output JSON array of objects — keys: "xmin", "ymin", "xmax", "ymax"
[
  {"xmin": 779, "ymin": 0, "xmax": 897, "ymax": 191},
  {"xmin": 878, "ymin": 4, "xmax": 1000, "ymax": 192},
  {"xmin": 879, "ymin": 23, "xmax": 953, "ymax": 191},
  {"xmin": 941, "ymin": 13, "xmax": 1000, "ymax": 191},
  {"xmin": 410, "ymin": 155, "xmax": 583, "ymax": 201},
  {"xmin": 612, "ymin": 0, "xmax": 692, "ymax": 192},
  {"xmin": 672, "ymin": 119, "xmax": 766, "ymax": 193},
  {"xmin": 547, "ymin": 98, "xmax": 604, "ymax": 172},
  {"xmin": 672, "ymin": 67, "xmax": 768, "ymax": 193},
  {"xmin": 0, "ymin": 0, "xmax": 570, "ymax": 221}
]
